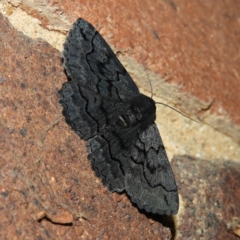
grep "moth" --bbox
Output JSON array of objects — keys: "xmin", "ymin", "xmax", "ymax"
[{"xmin": 59, "ymin": 18, "xmax": 179, "ymax": 215}]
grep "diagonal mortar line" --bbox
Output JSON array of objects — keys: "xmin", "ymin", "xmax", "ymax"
[
  {"xmin": 39, "ymin": 115, "xmax": 61, "ymax": 143},
  {"xmin": 35, "ymin": 115, "xmax": 61, "ymax": 163}
]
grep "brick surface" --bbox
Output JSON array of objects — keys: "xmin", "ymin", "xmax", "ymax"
[
  {"xmin": 0, "ymin": 14, "xmax": 171, "ymax": 240},
  {"xmin": 1, "ymin": 0, "xmax": 240, "ymax": 239},
  {"xmin": 172, "ymin": 156, "xmax": 240, "ymax": 240}
]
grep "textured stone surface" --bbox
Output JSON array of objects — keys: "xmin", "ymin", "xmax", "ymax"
[
  {"xmin": 53, "ymin": 0, "xmax": 240, "ymax": 141},
  {"xmin": 1, "ymin": 0, "xmax": 240, "ymax": 163},
  {"xmin": 172, "ymin": 156, "xmax": 240, "ymax": 239},
  {"xmin": 0, "ymin": 14, "xmax": 172, "ymax": 239},
  {"xmin": 1, "ymin": 0, "xmax": 240, "ymax": 239}
]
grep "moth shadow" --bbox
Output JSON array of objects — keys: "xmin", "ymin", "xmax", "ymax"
[{"xmin": 134, "ymin": 204, "xmax": 177, "ymax": 238}]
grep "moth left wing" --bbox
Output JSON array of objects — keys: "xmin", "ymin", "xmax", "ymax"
[
  {"xmin": 59, "ymin": 81, "xmax": 127, "ymax": 141},
  {"xmin": 63, "ymin": 18, "xmax": 140, "ymax": 101}
]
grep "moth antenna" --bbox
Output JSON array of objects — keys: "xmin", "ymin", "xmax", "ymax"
[
  {"xmin": 142, "ymin": 60, "xmax": 199, "ymax": 123},
  {"xmin": 142, "ymin": 60, "xmax": 154, "ymax": 99},
  {"xmin": 155, "ymin": 102, "xmax": 200, "ymax": 123},
  {"xmin": 144, "ymin": 65, "xmax": 154, "ymax": 99}
]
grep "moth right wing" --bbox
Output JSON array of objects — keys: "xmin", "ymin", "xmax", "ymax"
[
  {"xmin": 87, "ymin": 122, "xmax": 179, "ymax": 216},
  {"xmin": 124, "ymin": 124, "xmax": 179, "ymax": 215}
]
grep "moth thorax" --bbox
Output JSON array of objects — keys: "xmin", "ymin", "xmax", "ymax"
[
  {"xmin": 130, "ymin": 94, "xmax": 156, "ymax": 130},
  {"xmin": 115, "ymin": 94, "xmax": 156, "ymax": 129},
  {"xmin": 115, "ymin": 108, "xmax": 142, "ymax": 128}
]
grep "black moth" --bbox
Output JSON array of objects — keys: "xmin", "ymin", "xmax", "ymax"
[{"xmin": 59, "ymin": 18, "xmax": 179, "ymax": 215}]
